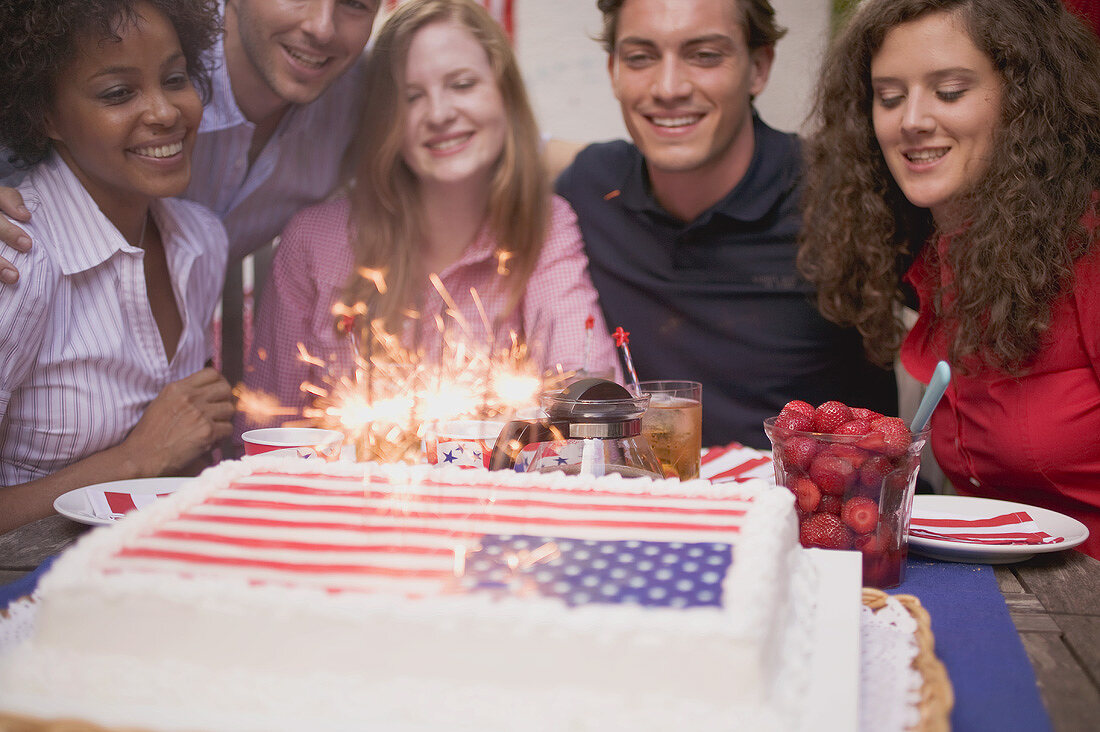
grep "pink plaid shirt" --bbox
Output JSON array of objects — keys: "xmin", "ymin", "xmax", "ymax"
[{"xmin": 244, "ymin": 195, "xmax": 619, "ymax": 423}]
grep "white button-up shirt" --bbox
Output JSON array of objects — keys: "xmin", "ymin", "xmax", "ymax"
[
  {"xmin": 0, "ymin": 153, "xmax": 228, "ymax": 485},
  {"xmin": 184, "ymin": 33, "xmax": 367, "ymax": 262}
]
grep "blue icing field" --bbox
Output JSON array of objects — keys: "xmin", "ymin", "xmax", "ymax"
[{"xmin": 464, "ymin": 534, "xmax": 733, "ymax": 608}]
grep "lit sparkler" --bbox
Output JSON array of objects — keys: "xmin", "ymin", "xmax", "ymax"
[{"xmin": 238, "ymin": 272, "xmax": 548, "ymax": 464}]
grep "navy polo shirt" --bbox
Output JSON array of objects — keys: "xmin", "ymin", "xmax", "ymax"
[{"xmin": 555, "ymin": 115, "xmax": 897, "ymax": 449}]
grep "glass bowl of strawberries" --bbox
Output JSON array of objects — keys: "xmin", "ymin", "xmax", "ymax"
[{"xmin": 763, "ymin": 400, "xmax": 930, "ymax": 589}]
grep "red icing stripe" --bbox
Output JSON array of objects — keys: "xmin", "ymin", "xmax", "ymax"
[
  {"xmin": 115, "ymin": 547, "xmax": 454, "ymax": 577},
  {"xmin": 175, "ymin": 513, "xmax": 483, "ymax": 535},
  {"xmin": 208, "ymin": 493, "xmax": 748, "ymax": 518},
  {"xmin": 149, "ymin": 529, "xmax": 458, "ymax": 554},
  {"xmin": 175, "ymin": 504, "xmax": 742, "ymax": 533},
  {"xmin": 234, "ymin": 476, "xmax": 754, "ymax": 504}
]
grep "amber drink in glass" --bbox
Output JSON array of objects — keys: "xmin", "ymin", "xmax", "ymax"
[{"xmin": 632, "ymin": 381, "xmax": 702, "ymax": 480}]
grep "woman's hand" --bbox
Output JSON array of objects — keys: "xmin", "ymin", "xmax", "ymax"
[
  {"xmin": 0, "ymin": 368, "xmax": 234, "ymax": 533},
  {"xmin": 0, "ymin": 185, "xmax": 32, "ymax": 284},
  {"xmin": 121, "ymin": 368, "xmax": 235, "ymax": 476}
]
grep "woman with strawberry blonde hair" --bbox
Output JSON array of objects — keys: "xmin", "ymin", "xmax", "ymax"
[
  {"xmin": 799, "ymin": 0, "xmax": 1100, "ymax": 557},
  {"xmin": 245, "ymin": 0, "xmax": 617, "ymax": 427}
]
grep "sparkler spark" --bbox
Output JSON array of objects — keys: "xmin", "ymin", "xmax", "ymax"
[
  {"xmin": 239, "ymin": 275, "xmax": 550, "ymax": 464},
  {"xmin": 357, "ymin": 267, "xmax": 389, "ymax": 294}
]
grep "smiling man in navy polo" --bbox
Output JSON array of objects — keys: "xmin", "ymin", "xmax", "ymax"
[{"xmin": 556, "ymin": 0, "xmax": 896, "ymax": 449}]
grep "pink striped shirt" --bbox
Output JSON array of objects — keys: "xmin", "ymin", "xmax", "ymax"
[
  {"xmin": 0, "ymin": 154, "xmax": 228, "ymax": 485},
  {"xmin": 243, "ymin": 195, "xmax": 619, "ymax": 421}
]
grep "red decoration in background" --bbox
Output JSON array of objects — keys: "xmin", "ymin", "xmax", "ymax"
[{"xmin": 612, "ymin": 327, "xmax": 629, "ymax": 347}]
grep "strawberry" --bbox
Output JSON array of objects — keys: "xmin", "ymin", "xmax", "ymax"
[
  {"xmin": 878, "ymin": 470, "xmax": 915, "ymax": 515},
  {"xmin": 799, "ymin": 513, "xmax": 853, "ymax": 550},
  {"xmin": 789, "ymin": 476, "xmax": 821, "ymax": 513},
  {"xmin": 835, "ymin": 419, "xmax": 872, "ymax": 436},
  {"xmin": 781, "ymin": 435, "xmax": 819, "ymax": 472},
  {"xmin": 858, "ymin": 456, "xmax": 894, "ymax": 494},
  {"xmin": 781, "ymin": 399, "xmax": 816, "ymax": 418},
  {"xmin": 850, "ymin": 407, "xmax": 883, "ymax": 421},
  {"xmin": 809, "ymin": 454, "xmax": 857, "ymax": 495},
  {"xmin": 881, "ymin": 431, "xmax": 912, "ymax": 458},
  {"xmin": 855, "ymin": 431, "xmax": 887, "ymax": 453},
  {"xmin": 811, "ymin": 401, "xmax": 853, "ymax": 434},
  {"xmin": 818, "ymin": 494, "xmax": 842, "ymax": 515},
  {"xmin": 859, "ymin": 430, "xmax": 908, "ymax": 458},
  {"xmin": 824, "ymin": 443, "xmax": 868, "ymax": 469},
  {"xmin": 854, "ymin": 531, "xmax": 885, "ymax": 554},
  {"xmin": 866, "ymin": 417, "xmax": 911, "ymax": 457},
  {"xmin": 841, "ymin": 496, "xmax": 880, "ymax": 535},
  {"xmin": 774, "ymin": 410, "xmax": 813, "ymax": 432},
  {"xmin": 870, "ymin": 416, "xmax": 908, "ymax": 434}
]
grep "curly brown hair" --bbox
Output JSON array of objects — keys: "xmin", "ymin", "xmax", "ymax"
[
  {"xmin": 799, "ymin": 0, "xmax": 1100, "ymax": 373},
  {"xmin": 0, "ymin": 0, "xmax": 221, "ymax": 169},
  {"xmin": 595, "ymin": 0, "xmax": 787, "ymax": 53}
]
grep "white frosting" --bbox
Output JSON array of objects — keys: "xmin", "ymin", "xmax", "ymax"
[{"xmin": 0, "ymin": 458, "xmax": 818, "ymax": 731}]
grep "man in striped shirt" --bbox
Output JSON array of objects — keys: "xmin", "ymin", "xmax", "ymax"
[
  {"xmin": 1, "ymin": 0, "xmax": 379, "ymax": 267},
  {"xmin": 1, "ymin": 0, "xmax": 382, "ymax": 382}
]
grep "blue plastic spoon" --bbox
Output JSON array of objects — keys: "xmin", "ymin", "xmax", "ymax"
[{"xmin": 910, "ymin": 360, "xmax": 951, "ymax": 433}]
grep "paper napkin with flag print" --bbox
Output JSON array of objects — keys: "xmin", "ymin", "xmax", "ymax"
[
  {"xmin": 909, "ymin": 510, "xmax": 1065, "ymax": 545},
  {"xmin": 700, "ymin": 443, "xmax": 775, "ymax": 484},
  {"xmin": 85, "ymin": 489, "xmax": 175, "ymax": 520}
]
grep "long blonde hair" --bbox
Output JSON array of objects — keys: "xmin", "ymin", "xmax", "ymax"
[{"xmin": 341, "ymin": 0, "xmax": 549, "ymax": 335}]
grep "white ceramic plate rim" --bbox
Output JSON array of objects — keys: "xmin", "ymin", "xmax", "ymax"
[
  {"xmin": 908, "ymin": 494, "xmax": 1089, "ymax": 562},
  {"xmin": 53, "ymin": 477, "xmax": 191, "ymax": 526}
]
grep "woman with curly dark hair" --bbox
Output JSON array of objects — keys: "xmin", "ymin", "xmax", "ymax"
[
  {"xmin": 0, "ymin": 0, "xmax": 233, "ymax": 532},
  {"xmin": 799, "ymin": 0, "xmax": 1100, "ymax": 557}
]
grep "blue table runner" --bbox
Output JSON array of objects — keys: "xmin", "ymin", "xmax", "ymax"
[{"xmin": 895, "ymin": 558, "xmax": 1051, "ymax": 732}]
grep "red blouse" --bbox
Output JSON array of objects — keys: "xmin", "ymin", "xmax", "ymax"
[{"xmin": 901, "ymin": 221, "xmax": 1100, "ymax": 559}]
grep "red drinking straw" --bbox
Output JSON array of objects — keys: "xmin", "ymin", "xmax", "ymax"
[
  {"xmin": 581, "ymin": 315, "xmax": 594, "ymax": 373},
  {"xmin": 612, "ymin": 327, "xmax": 640, "ymax": 392}
]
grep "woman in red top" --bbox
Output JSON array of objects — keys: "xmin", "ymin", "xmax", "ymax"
[{"xmin": 799, "ymin": 0, "xmax": 1100, "ymax": 558}]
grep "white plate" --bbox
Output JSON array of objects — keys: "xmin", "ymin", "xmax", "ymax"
[
  {"xmin": 53, "ymin": 477, "xmax": 191, "ymax": 526},
  {"xmin": 908, "ymin": 494, "xmax": 1089, "ymax": 564}
]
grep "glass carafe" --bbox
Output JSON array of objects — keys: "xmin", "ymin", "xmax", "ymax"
[{"xmin": 488, "ymin": 379, "xmax": 662, "ymax": 479}]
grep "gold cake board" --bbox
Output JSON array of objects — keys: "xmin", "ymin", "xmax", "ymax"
[{"xmin": 863, "ymin": 588, "xmax": 955, "ymax": 732}]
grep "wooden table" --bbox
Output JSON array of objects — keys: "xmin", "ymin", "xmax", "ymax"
[
  {"xmin": 0, "ymin": 515, "xmax": 87, "ymax": 585},
  {"xmin": 994, "ymin": 551, "xmax": 1100, "ymax": 732},
  {"xmin": 2, "ymin": 515, "xmax": 1098, "ymax": 730}
]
